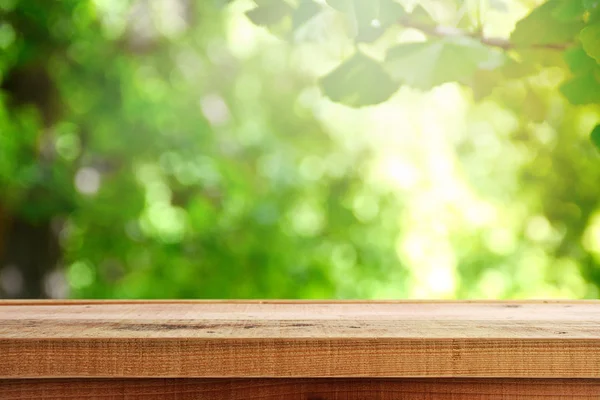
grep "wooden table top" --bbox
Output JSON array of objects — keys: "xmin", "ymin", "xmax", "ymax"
[{"xmin": 1, "ymin": 300, "xmax": 600, "ymax": 378}]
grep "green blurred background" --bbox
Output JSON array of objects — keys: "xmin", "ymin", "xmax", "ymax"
[{"xmin": 0, "ymin": 0, "xmax": 599, "ymax": 299}]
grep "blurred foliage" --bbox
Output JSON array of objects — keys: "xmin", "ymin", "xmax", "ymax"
[{"xmin": 0, "ymin": 0, "xmax": 599, "ymax": 299}]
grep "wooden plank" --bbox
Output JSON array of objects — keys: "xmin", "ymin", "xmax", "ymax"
[
  {"xmin": 2, "ymin": 299, "xmax": 598, "ymax": 305},
  {"xmin": 1, "ymin": 301, "xmax": 600, "ymax": 378},
  {"xmin": 3, "ymin": 378, "xmax": 600, "ymax": 399}
]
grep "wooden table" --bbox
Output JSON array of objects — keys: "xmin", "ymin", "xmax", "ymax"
[{"xmin": 1, "ymin": 300, "xmax": 600, "ymax": 399}]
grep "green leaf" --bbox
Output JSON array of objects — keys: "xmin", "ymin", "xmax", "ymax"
[
  {"xmin": 254, "ymin": 0, "xmax": 283, "ymax": 5},
  {"xmin": 356, "ymin": 0, "xmax": 407, "ymax": 42},
  {"xmin": 584, "ymin": 0, "xmax": 600, "ymax": 10},
  {"xmin": 325, "ymin": 0, "xmax": 406, "ymax": 42},
  {"xmin": 409, "ymin": 4, "xmax": 435, "ymax": 25},
  {"xmin": 246, "ymin": 1, "xmax": 293, "ymax": 26},
  {"xmin": 511, "ymin": 0, "xmax": 583, "ymax": 46},
  {"xmin": 552, "ymin": 0, "xmax": 586, "ymax": 21},
  {"xmin": 469, "ymin": 68, "xmax": 503, "ymax": 101},
  {"xmin": 580, "ymin": 23, "xmax": 600, "ymax": 63},
  {"xmin": 378, "ymin": 0, "xmax": 407, "ymax": 26},
  {"xmin": 325, "ymin": 0, "xmax": 361, "ymax": 39},
  {"xmin": 511, "ymin": 47, "xmax": 568, "ymax": 70},
  {"xmin": 292, "ymin": 0, "xmax": 321, "ymax": 30},
  {"xmin": 591, "ymin": 124, "xmax": 600, "ymax": 151},
  {"xmin": 384, "ymin": 37, "xmax": 505, "ymax": 90},
  {"xmin": 560, "ymin": 72, "xmax": 600, "ymax": 104},
  {"xmin": 352, "ymin": 0, "xmax": 380, "ymax": 22},
  {"xmin": 501, "ymin": 57, "xmax": 539, "ymax": 79},
  {"xmin": 326, "ymin": 0, "xmax": 352, "ymax": 13},
  {"xmin": 319, "ymin": 52, "xmax": 399, "ymax": 107},
  {"xmin": 523, "ymin": 88, "xmax": 547, "ymax": 123},
  {"xmin": 488, "ymin": 0, "xmax": 508, "ymax": 12},
  {"xmin": 468, "ymin": 56, "xmax": 540, "ymax": 101},
  {"xmin": 564, "ymin": 46, "xmax": 598, "ymax": 74}
]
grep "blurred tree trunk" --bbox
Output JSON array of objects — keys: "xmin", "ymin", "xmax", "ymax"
[
  {"xmin": 0, "ymin": 218, "xmax": 59, "ymax": 298},
  {"xmin": 0, "ymin": 66, "xmax": 61, "ymax": 299}
]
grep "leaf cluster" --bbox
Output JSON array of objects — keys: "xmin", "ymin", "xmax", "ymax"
[{"xmin": 244, "ymin": 0, "xmax": 600, "ymax": 150}]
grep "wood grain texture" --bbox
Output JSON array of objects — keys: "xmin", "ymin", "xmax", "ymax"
[
  {"xmin": 3, "ymin": 378, "xmax": 600, "ymax": 399},
  {"xmin": 2, "ymin": 301, "xmax": 600, "ymax": 378}
]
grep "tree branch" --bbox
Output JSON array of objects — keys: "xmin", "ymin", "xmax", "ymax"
[{"xmin": 398, "ymin": 18, "xmax": 571, "ymax": 51}]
